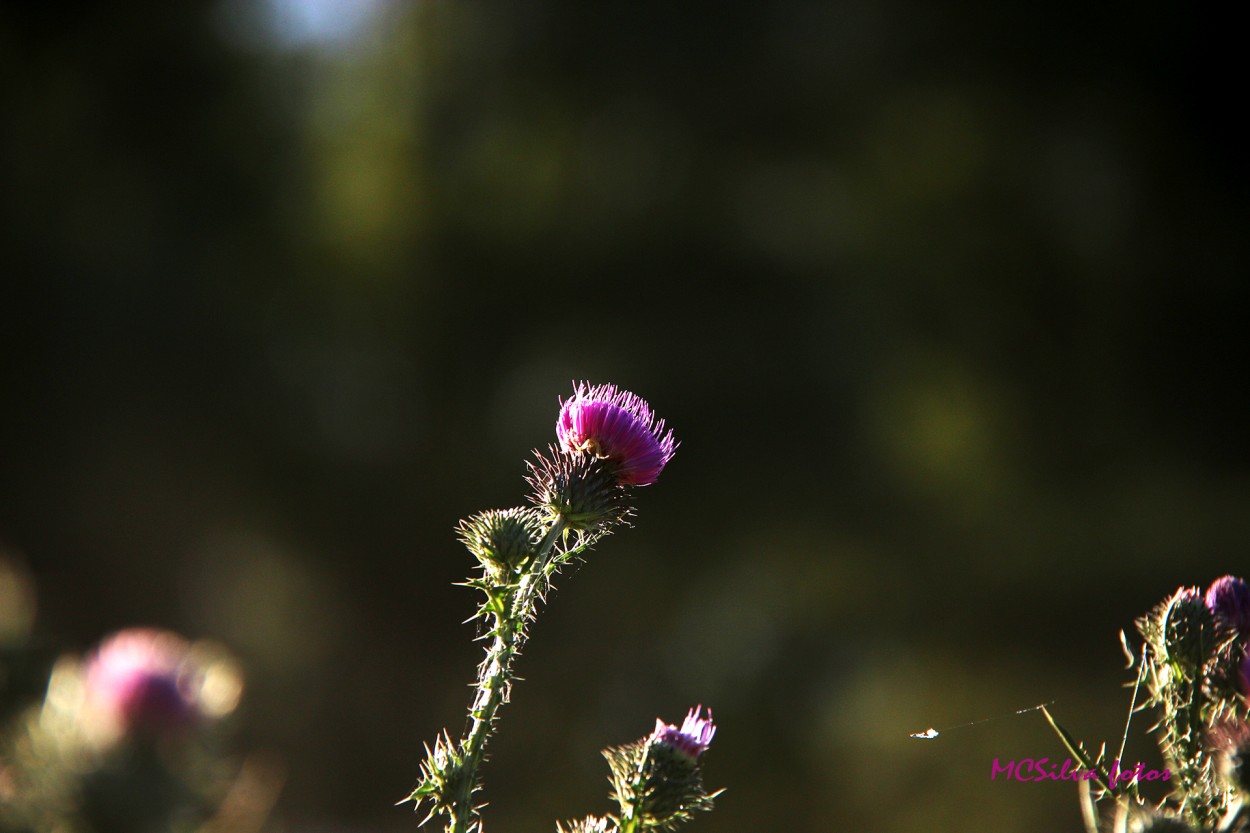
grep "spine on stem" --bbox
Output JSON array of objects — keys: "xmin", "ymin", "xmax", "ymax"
[{"xmin": 450, "ymin": 517, "xmax": 567, "ymax": 833}]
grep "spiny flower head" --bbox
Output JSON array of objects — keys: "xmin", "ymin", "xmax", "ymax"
[
  {"xmin": 604, "ymin": 707, "xmax": 720, "ymax": 831},
  {"xmin": 1205, "ymin": 575, "xmax": 1250, "ymax": 635},
  {"xmin": 557, "ymin": 382, "xmax": 677, "ymax": 487},
  {"xmin": 1157, "ymin": 586, "xmax": 1216, "ymax": 678},
  {"xmin": 83, "ymin": 628, "xmax": 201, "ymax": 736},
  {"xmin": 649, "ymin": 705, "xmax": 716, "ymax": 761},
  {"xmin": 457, "ymin": 507, "xmax": 547, "ymax": 573},
  {"xmin": 527, "ymin": 445, "xmax": 631, "ymax": 532}
]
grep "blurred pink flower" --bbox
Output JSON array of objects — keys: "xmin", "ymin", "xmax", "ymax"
[{"xmin": 84, "ymin": 628, "xmax": 200, "ymax": 734}]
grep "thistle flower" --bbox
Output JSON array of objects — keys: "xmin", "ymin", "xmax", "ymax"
[
  {"xmin": 603, "ymin": 707, "xmax": 719, "ymax": 833},
  {"xmin": 557, "ymin": 383, "xmax": 677, "ymax": 487},
  {"xmin": 83, "ymin": 628, "xmax": 200, "ymax": 737},
  {"xmin": 649, "ymin": 706, "xmax": 716, "ymax": 762},
  {"xmin": 1205, "ymin": 575, "xmax": 1250, "ymax": 634}
]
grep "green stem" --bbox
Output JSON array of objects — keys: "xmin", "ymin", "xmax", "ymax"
[
  {"xmin": 617, "ymin": 745, "xmax": 653, "ymax": 833},
  {"xmin": 1172, "ymin": 675, "xmax": 1216, "ymax": 829},
  {"xmin": 448, "ymin": 516, "xmax": 568, "ymax": 833}
]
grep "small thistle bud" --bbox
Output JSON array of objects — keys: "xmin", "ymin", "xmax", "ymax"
[
  {"xmin": 458, "ymin": 508, "xmax": 547, "ymax": 574},
  {"xmin": 1205, "ymin": 574, "xmax": 1250, "ymax": 635},
  {"xmin": 605, "ymin": 707, "xmax": 718, "ymax": 831},
  {"xmin": 408, "ymin": 732, "xmax": 472, "ymax": 824},
  {"xmin": 557, "ymin": 382, "xmax": 677, "ymax": 487},
  {"xmin": 83, "ymin": 628, "xmax": 202, "ymax": 739},
  {"xmin": 527, "ymin": 446, "xmax": 631, "ymax": 532},
  {"xmin": 1157, "ymin": 587, "xmax": 1217, "ymax": 678}
]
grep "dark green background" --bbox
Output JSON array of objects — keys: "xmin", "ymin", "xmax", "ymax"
[{"xmin": 3, "ymin": 2, "xmax": 1246, "ymax": 831}]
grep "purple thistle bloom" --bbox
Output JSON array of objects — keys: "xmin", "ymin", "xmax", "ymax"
[
  {"xmin": 1206, "ymin": 575, "xmax": 1250, "ymax": 634},
  {"xmin": 556, "ymin": 382, "xmax": 677, "ymax": 487},
  {"xmin": 84, "ymin": 628, "xmax": 200, "ymax": 734},
  {"xmin": 650, "ymin": 705, "xmax": 716, "ymax": 760}
]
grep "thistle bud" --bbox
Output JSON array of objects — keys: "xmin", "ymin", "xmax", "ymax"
[
  {"xmin": 604, "ymin": 707, "xmax": 718, "ymax": 831},
  {"xmin": 407, "ymin": 731, "xmax": 471, "ymax": 824},
  {"xmin": 526, "ymin": 446, "xmax": 631, "ymax": 532},
  {"xmin": 457, "ymin": 508, "xmax": 547, "ymax": 574},
  {"xmin": 1157, "ymin": 587, "xmax": 1217, "ymax": 679}
]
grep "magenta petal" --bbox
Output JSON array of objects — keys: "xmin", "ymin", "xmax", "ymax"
[
  {"xmin": 556, "ymin": 383, "xmax": 677, "ymax": 486},
  {"xmin": 1206, "ymin": 575, "xmax": 1250, "ymax": 633},
  {"xmin": 649, "ymin": 705, "xmax": 715, "ymax": 759}
]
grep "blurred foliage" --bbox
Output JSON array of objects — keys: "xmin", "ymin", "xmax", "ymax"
[{"xmin": 2, "ymin": 1, "xmax": 1247, "ymax": 831}]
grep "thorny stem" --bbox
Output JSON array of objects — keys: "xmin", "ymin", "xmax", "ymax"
[
  {"xmin": 617, "ymin": 744, "xmax": 653, "ymax": 833},
  {"xmin": 449, "ymin": 516, "xmax": 568, "ymax": 833},
  {"xmin": 1174, "ymin": 675, "xmax": 1217, "ymax": 829}
]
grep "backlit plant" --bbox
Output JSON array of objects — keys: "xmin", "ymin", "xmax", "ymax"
[
  {"xmin": 1043, "ymin": 575, "xmax": 1250, "ymax": 833},
  {"xmin": 404, "ymin": 383, "xmax": 719, "ymax": 833}
]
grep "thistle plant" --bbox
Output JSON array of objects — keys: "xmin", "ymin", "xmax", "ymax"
[
  {"xmin": 405, "ymin": 383, "xmax": 720, "ymax": 833},
  {"xmin": 602, "ymin": 707, "xmax": 719, "ymax": 833},
  {"xmin": 0, "ymin": 625, "xmax": 268, "ymax": 833},
  {"xmin": 1044, "ymin": 575, "xmax": 1250, "ymax": 833}
]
